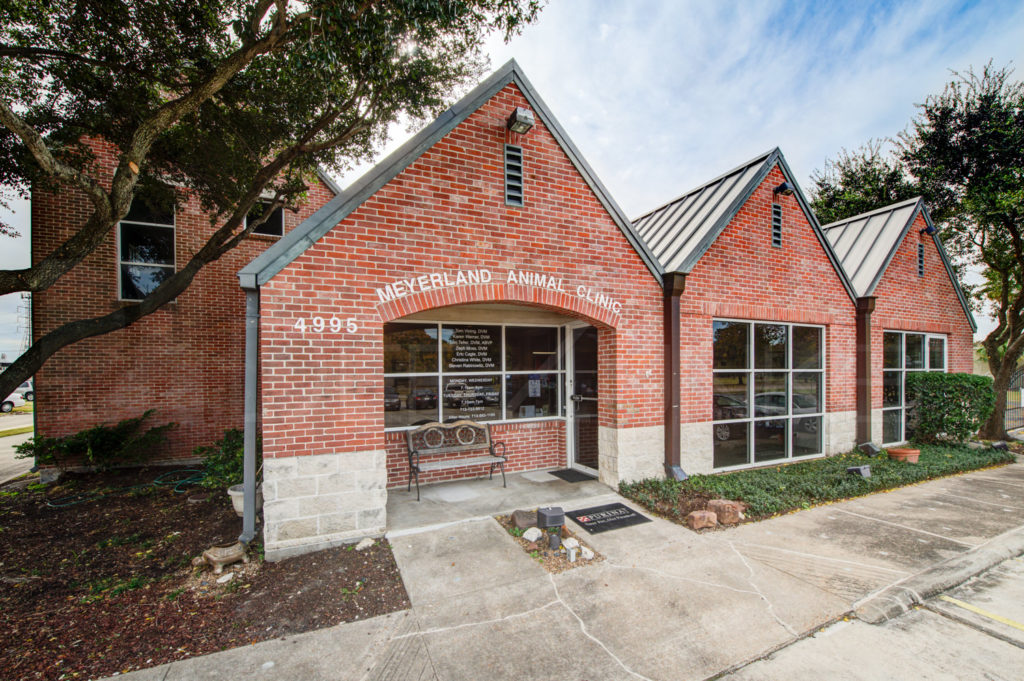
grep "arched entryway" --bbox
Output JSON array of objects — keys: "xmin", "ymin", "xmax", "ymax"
[{"xmin": 381, "ymin": 300, "xmax": 616, "ymax": 487}]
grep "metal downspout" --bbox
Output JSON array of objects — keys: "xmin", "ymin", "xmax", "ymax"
[
  {"xmin": 239, "ymin": 288, "xmax": 260, "ymax": 545},
  {"xmin": 856, "ymin": 296, "xmax": 876, "ymax": 446},
  {"xmin": 663, "ymin": 272, "xmax": 687, "ymax": 480}
]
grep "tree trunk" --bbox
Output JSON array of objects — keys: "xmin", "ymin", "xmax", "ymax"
[{"xmin": 979, "ymin": 361, "xmax": 1016, "ymax": 440}]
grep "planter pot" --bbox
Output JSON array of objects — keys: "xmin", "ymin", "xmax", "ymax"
[
  {"xmin": 887, "ymin": 448, "xmax": 920, "ymax": 463},
  {"xmin": 227, "ymin": 484, "xmax": 263, "ymax": 517}
]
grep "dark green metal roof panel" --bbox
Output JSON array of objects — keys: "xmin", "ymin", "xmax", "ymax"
[{"xmin": 239, "ymin": 60, "xmax": 663, "ymax": 288}]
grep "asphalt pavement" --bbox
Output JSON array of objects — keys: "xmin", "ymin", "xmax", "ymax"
[
  {"xmin": 112, "ymin": 462, "xmax": 1024, "ymax": 681},
  {"xmin": 0, "ymin": 412, "xmax": 33, "ymax": 484}
]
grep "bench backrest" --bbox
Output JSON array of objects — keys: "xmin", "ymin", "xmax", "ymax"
[{"xmin": 406, "ymin": 420, "xmax": 491, "ymax": 454}]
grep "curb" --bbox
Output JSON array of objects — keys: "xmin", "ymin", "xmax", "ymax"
[{"xmin": 853, "ymin": 524, "xmax": 1024, "ymax": 624}]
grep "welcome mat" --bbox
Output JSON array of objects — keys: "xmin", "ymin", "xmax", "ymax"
[
  {"xmin": 549, "ymin": 468, "xmax": 597, "ymax": 483},
  {"xmin": 567, "ymin": 503, "xmax": 652, "ymax": 534}
]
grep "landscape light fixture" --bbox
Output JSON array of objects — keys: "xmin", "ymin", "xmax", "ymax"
[
  {"xmin": 919, "ymin": 225, "xmax": 937, "ymax": 236},
  {"xmin": 506, "ymin": 107, "xmax": 535, "ymax": 134},
  {"xmin": 773, "ymin": 181, "xmax": 794, "ymax": 197},
  {"xmin": 858, "ymin": 442, "xmax": 881, "ymax": 457}
]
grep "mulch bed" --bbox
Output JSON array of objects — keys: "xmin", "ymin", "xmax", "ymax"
[
  {"xmin": 495, "ymin": 515, "xmax": 604, "ymax": 573},
  {"xmin": 0, "ymin": 469, "xmax": 409, "ymax": 681}
]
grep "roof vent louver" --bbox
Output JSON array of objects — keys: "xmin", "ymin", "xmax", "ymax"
[
  {"xmin": 504, "ymin": 144, "xmax": 523, "ymax": 207},
  {"xmin": 771, "ymin": 204, "xmax": 782, "ymax": 248},
  {"xmin": 918, "ymin": 243, "xmax": 925, "ymax": 277}
]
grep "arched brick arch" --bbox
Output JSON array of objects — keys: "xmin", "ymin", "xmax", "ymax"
[{"xmin": 375, "ymin": 281, "xmax": 621, "ymax": 329}]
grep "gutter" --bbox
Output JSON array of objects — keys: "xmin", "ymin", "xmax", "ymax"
[
  {"xmin": 239, "ymin": 287, "xmax": 260, "ymax": 545},
  {"xmin": 663, "ymin": 272, "xmax": 687, "ymax": 480}
]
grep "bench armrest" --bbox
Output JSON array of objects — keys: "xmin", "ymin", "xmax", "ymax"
[{"xmin": 490, "ymin": 440, "xmax": 507, "ymax": 460}]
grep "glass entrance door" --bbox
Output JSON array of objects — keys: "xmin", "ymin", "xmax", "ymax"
[{"xmin": 569, "ymin": 326, "xmax": 599, "ymax": 471}]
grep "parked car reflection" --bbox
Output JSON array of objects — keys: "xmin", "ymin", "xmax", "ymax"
[{"xmin": 408, "ymin": 389, "xmax": 437, "ymax": 410}]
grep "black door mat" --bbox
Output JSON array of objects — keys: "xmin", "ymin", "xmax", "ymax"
[
  {"xmin": 567, "ymin": 503, "xmax": 652, "ymax": 534},
  {"xmin": 549, "ymin": 468, "xmax": 597, "ymax": 483}
]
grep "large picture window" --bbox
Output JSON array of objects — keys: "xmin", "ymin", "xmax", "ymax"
[
  {"xmin": 118, "ymin": 197, "xmax": 175, "ymax": 300},
  {"xmin": 383, "ymin": 322, "xmax": 563, "ymax": 429},
  {"xmin": 712, "ymin": 320, "xmax": 825, "ymax": 469},
  {"xmin": 882, "ymin": 331, "xmax": 946, "ymax": 444}
]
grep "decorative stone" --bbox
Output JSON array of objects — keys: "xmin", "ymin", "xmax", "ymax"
[
  {"xmin": 686, "ymin": 510, "xmax": 718, "ymax": 530},
  {"xmin": 562, "ymin": 537, "xmax": 580, "ymax": 550},
  {"xmin": 707, "ymin": 499, "xmax": 743, "ymax": 525},
  {"xmin": 968, "ymin": 441, "xmax": 986, "ymax": 450},
  {"xmin": 522, "ymin": 527, "xmax": 542, "ymax": 542},
  {"xmin": 581, "ymin": 546, "xmax": 595, "ymax": 560},
  {"xmin": 511, "ymin": 509, "xmax": 537, "ymax": 529},
  {"xmin": 525, "ymin": 542, "xmax": 539, "ymax": 551},
  {"xmin": 217, "ymin": 572, "xmax": 235, "ymax": 584},
  {"xmin": 201, "ymin": 541, "xmax": 249, "ymax": 574},
  {"xmin": 354, "ymin": 537, "xmax": 375, "ymax": 551}
]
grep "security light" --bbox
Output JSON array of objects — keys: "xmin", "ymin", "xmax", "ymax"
[
  {"xmin": 919, "ymin": 225, "xmax": 937, "ymax": 235},
  {"xmin": 506, "ymin": 107, "xmax": 535, "ymax": 134},
  {"xmin": 773, "ymin": 182, "xmax": 794, "ymax": 197}
]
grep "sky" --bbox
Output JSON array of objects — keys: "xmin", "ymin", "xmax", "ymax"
[{"xmin": 0, "ymin": 0, "xmax": 1021, "ymax": 359}]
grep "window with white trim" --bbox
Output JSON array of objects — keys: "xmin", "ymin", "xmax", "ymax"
[
  {"xmin": 712, "ymin": 320, "xmax": 825, "ymax": 469},
  {"xmin": 882, "ymin": 331, "xmax": 946, "ymax": 444},
  {"xmin": 383, "ymin": 322, "xmax": 563, "ymax": 429},
  {"xmin": 246, "ymin": 201, "xmax": 284, "ymax": 237},
  {"xmin": 118, "ymin": 197, "xmax": 175, "ymax": 301}
]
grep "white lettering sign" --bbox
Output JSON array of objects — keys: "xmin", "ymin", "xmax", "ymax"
[{"xmin": 374, "ymin": 268, "xmax": 624, "ymax": 316}]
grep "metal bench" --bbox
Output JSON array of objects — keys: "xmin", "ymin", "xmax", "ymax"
[{"xmin": 405, "ymin": 420, "xmax": 507, "ymax": 501}]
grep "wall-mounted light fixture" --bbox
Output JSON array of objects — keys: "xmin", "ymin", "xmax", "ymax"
[
  {"xmin": 773, "ymin": 182, "xmax": 794, "ymax": 197},
  {"xmin": 506, "ymin": 107, "xmax": 535, "ymax": 135},
  {"xmin": 919, "ymin": 225, "xmax": 937, "ymax": 235}
]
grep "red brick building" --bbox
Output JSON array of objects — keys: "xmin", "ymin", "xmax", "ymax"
[{"xmin": 33, "ymin": 61, "xmax": 975, "ymax": 558}]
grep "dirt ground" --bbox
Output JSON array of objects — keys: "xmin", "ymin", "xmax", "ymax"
[{"xmin": 0, "ymin": 469, "xmax": 409, "ymax": 681}]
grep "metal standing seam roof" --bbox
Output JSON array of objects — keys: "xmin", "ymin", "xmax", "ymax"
[
  {"xmin": 821, "ymin": 197, "xmax": 977, "ymax": 331},
  {"xmin": 238, "ymin": 59, "xmax": 662, "ymax": 289},
  {"xmin": 631, "ymin": 148, "xmax": 858, "ymax": 302}
]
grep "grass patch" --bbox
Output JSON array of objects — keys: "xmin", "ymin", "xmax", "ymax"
[
  {"xmin": 0, "ymin": 425, "xmax": 33, "ymax": 438},
  {"xmin": 12, "ymin": 404, "xmax": 33, "ymax": 414},
  {"xmin": 620, "ymin": 443, "xmax": 1017, "ymax": 521}
]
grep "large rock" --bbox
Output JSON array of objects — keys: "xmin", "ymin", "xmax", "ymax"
[
  {"xmin": 522, "ymin": 527, "xmax": 542, "ymax": 542},
  {"xmin": 581, "ymin": 546, "xmax": 595, "ymax": 560},
  {"xmin": 511, "ymin": 509, "xmax": 537, "ymax": 529},
  {"xmin": 685, "ymin": 510, "xmax": 717, "ymax": 530},
  {"xmin": 707, "ymin": 499, "xmax": 744, "ymax": 525}
]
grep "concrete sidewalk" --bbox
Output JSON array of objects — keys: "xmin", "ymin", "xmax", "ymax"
[{"xmin": 114, "ymin": 463, "xmax": 1024, "ymax": 681}]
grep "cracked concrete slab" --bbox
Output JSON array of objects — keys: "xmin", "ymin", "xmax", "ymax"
[
  {"xmin": 926, "ymin": 555, "xmax": 1024, "ymax": 647},
  {"xmin": 722, "ymin": 608, "xmax": 1024, "ymax": 680},
  {"xmin": 390, "ymin": 518, "xmax": 544, "ymax": 606}
]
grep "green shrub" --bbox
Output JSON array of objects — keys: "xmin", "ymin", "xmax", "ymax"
[
  {"xmin": 15, "ymin": 410, "xmax": 176, "ymax": 471},
  {"xmin": 195, "ymin": 428, "xmax": 257, "ymax": 489},
  {"xmin": 906, "ymin": 372, "xmax": 995, "ymax": 443}
]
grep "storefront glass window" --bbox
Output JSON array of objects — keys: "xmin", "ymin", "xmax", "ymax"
[
  {"xmin": 882, "ymin": 331, "xmax": 946, "ymax": 444},
  {"xmin": 383, "ymin": 322, "xmax": 564, "ymax": 429},
  {"xmin": 712, "ymin": 320, "xmax": 825, "ymax": 469}
]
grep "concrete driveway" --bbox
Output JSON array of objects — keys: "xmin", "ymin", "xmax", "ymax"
[{"xmin": 112, "ymin": 463, "xmax": 1024, "ymax": 681}]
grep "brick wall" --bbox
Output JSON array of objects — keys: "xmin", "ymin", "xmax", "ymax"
[
  {"xmin": 31, "ymin": 138, "xmax": 336, "ymax": 461},
  {"xmin": 678, "ymin": 165, "xmax": 859, "ymax": 428},
  {"xmin": 871, "ymin": 211, "xmax": 976, "ymax": 408},
  {"xmin": 259, "ymin": 83, "xmax": 665, "ymax": 479}
]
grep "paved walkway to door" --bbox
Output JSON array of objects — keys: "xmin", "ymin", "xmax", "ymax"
[
  {"xmin": 386, "ymin": 469, "xmax": 611, "ymax": 536},
  {"xmin": 112, "ymin": 463, "xmax": 1024, "ymax": 681}
]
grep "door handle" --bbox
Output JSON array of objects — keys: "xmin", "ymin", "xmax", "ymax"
[{"xmin": 571, "ymin": 394, "xmax": 583, "ymax": 402}]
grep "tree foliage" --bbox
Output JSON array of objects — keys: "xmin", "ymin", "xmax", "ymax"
[
  {"xmin": 0, "ymin": 0, "xmax": 541, "ymax": 398},
  {"xmin": 809, "ymin": 63, "xmax": 1024, "ymax": 438}
]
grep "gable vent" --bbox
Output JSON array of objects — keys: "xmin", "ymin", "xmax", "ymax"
[
  {"xmin": 504, "ymin": 144, "xmax": 524, "ymax": 206},
  {"xmin": 771, "ymin": 204, "xmax": 782, "ymax": 248},
  {"xmin": 918, "ymin": 243, "xmax": 924, "ymax": 277}
]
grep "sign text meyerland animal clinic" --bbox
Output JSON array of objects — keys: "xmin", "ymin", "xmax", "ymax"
[{"xmin": 374, "ymin": 268, "xmax": 623, "ymax": 315}]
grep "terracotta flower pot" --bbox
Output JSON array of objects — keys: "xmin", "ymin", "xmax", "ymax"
[{"xmin": 887, "ymin": 448, "xmax": 920, "ymax": 463}]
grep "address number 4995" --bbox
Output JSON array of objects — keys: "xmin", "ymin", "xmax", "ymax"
[{"xmin": 293, "ymin": 317, "xmax": 358, "ymax": 334}]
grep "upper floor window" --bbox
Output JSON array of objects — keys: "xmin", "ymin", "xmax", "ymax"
[
  {"xmin": 246, "ymin": 201, "xmax": 284, "ymax": 237},
  {"xmin": 118, "ymin": 197, "xmax": 175, "ymax": 301}
]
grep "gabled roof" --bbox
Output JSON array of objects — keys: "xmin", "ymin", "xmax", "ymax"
[
  {"xmin": 822, "ymin": 197, "xmax": 976, "ymax": 331},
  {"xmin": 239, "ymin": 60, "xmax": 662, "ymax": 289},
  {"xmin": 631, "ymin": 148, "xmax": 857, "ymax": 301}
]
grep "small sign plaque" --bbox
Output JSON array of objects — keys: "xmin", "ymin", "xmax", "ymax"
[{"xmin": 567, "ymin": 503, "xmax": 652, "ymax": 534}]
